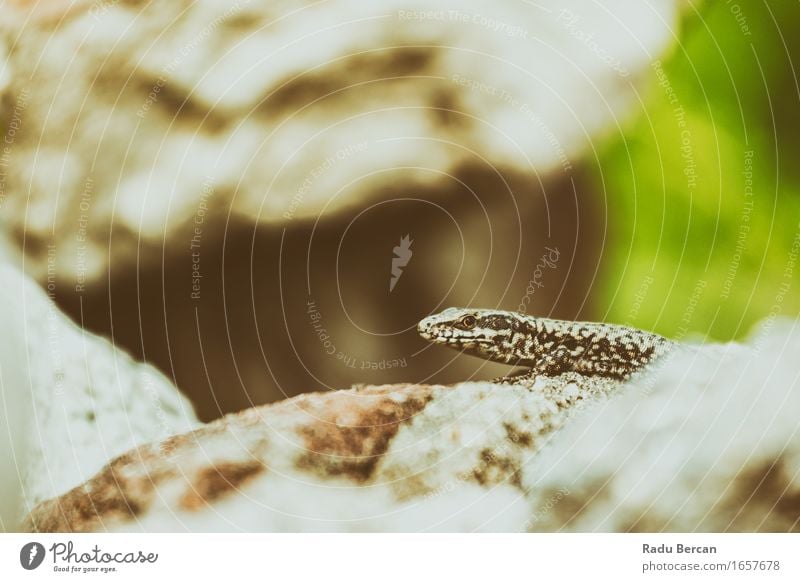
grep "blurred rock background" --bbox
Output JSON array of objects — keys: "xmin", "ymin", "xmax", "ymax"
[{"xmin": 0, "ymin": 0, "xmax": 682, "ymax": 419}]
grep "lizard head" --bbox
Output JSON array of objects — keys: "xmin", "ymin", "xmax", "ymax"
[{"xmin": 417, "ymin": 307, "xmax": 528, "ymax": 364}]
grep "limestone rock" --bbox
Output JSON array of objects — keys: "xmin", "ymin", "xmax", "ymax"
[
  {"xmin": 21, "ymin": 318, "xmax": 800, "ymax": 532},
  {"xmin": 0, "ymin": 263, "xmax": 199, "ymax": 531}
]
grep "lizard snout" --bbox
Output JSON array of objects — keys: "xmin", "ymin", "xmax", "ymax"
[
  {"xmin": 417, "ymin": 316, "xmax": 435, "ymax": 340},
  {"xmin": 417, "ymin": 315, "xmax": 452, "ymax": 342}
]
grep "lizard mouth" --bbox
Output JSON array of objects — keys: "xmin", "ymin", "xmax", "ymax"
[
  {"xmin": 417, "ymin": 317, "xmax": 493, "ymax": 345},
  {"xmin": 419, "ymin": 328, "xmax": 493, "ymax": 346}
]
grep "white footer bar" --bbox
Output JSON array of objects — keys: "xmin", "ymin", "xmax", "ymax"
[{"xmin": 1, "ymin": 534, "xmax": 797, "ymax": 581}]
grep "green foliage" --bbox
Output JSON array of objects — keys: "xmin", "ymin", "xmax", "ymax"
[{"xmin": 596, "ymin": 1, "xmax": 800, "ymax": 340}]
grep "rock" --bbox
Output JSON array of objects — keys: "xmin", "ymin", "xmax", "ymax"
[
  {"xmin": 0, "ymin": 263, "xmax": 199, "ymax": 531},
  {"xmin": 527, "ymin": 319, "xmax": 800, "ymax": 532},
  {"xmin": 21, "ymin": 317, "xmax": 800, "ymax": 532},
  {"xmin": 23, "ymin": 381, "xmax": 563, "ymax": 532}
]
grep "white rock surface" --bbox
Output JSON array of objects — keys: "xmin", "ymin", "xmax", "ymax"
[
  {"xmin": 21, "ymin": 316, "xmax": 800, "ymax": 532},
  {"xmin": 0, "ymin": 262, "xmax": 199, "ymax": 531},
  {"xmin": 528, "ymin": 319, "xmax": 800, "ymax": 531}
]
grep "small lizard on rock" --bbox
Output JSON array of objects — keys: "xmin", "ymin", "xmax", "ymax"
[{"xmin": 418, "ymin": 307, "xmax": 674, "ymax": 387}]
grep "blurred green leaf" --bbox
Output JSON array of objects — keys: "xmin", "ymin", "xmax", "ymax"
[{"xmin": 596, "ymin": 1, "xmax": 800, "ymax": 340}]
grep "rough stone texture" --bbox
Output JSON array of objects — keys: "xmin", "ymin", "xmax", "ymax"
[
  {"xmin": 526, "ymin": 319, "xmax": 800, "ymax": 532},
  {"xmin": 23, "ymin": 382, "xmax": 563, "ymax": 532},
  {"xmin": 0, "ymin": 263, "xmax": 199, "ymax": 531},
  {"xmin": 21, "ymin": 317, "xmax": 800, "ymax": 532}
]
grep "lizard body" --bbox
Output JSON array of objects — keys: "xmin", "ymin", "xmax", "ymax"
[{"xmin": 418, "ymin": 307, "xmax": 673, "ymax": 382}]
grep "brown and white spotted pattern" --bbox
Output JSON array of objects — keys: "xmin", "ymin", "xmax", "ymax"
[{"xmin": 418, "ymin": 307, "xmax": 674, "ymax": 380}]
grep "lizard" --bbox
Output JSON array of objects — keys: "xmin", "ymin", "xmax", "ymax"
[{"xmin": 417, "ymin": 307, "xmax": 674, "ymax": 386}]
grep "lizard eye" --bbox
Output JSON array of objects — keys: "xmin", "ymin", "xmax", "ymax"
[{"xmin": 459, "ymin": 315, "xmax": 477, "ymax": 330}]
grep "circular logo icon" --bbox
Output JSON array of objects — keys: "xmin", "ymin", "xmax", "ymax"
[{"xmin": 19, "ymin": 542, "xmax": 46, "ymax": 570}]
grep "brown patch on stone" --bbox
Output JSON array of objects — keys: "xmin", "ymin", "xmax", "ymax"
[
  {"xmin": 23, "ymin": 444, "xmax": 176, "ymax": 533},
  {"xmin": 180, "ymin": 460, "xmax": 266, "ymax": 511},
  {"xmin": 156, "ymin": 432, "xmax": 188, "ymax": 457},
  {"xmin": 713, "ymin": 458, "xmax": 800, "ymax": 532},
  {"xmin": 21, "ymin": 411, "xmax": 271, "ymax": 532},
  {"xmin": 538, "ymin": 478, "xmax": 614, "ymax": 532},
  {"xmin": 22, "ymin": 385, "xmax": 442, "ymax": 531},
  {"xmin": 265, "ymin": 49, "xmax": 435, "ymax": 116},
  {"xmin": 155, "ymin": 420, "xmax": 232, "ymax": 457},
  {"xmin": 472, "ymin": 448, "xmax": 522, "ymax": 489},
  {"xmin": 295, "ymin": 384, "xmax": 436, "ymax": 482},
  {"xmin": 621, "ymin": 458, "xmax": 800, "ymax": 533},
  {"xmin": 504, "ymin": 423, "xmax": 534, "ymax": 448}
]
